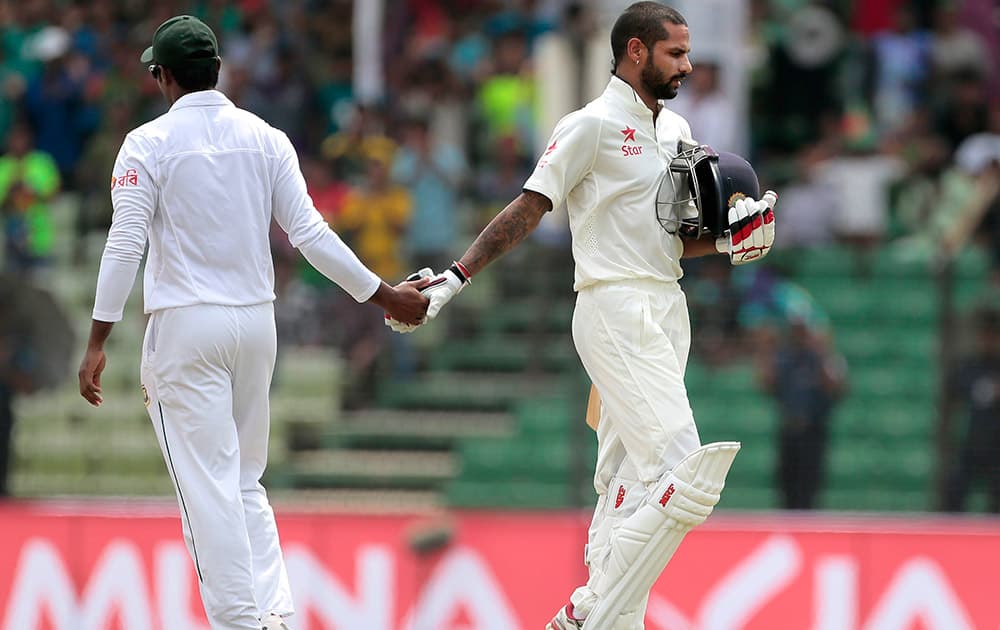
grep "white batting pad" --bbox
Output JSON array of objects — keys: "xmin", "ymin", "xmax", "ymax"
[{"xmin": 583, "ymin": 442, "xmax": 741, "ymax": 629}]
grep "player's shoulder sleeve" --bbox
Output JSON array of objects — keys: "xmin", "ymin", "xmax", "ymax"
[
  {"xmin": 110, "ymin": 129, "xmax": 158, "ymax": 216},
  {"xmin": 234, "ymin": 107, "xmax": 291, "ymax": 158},
  {"xmin": 260, "ymin": 119, "xmax": 294, "ymax": 154},
  {"xmin": 269, "ymin": 127, "xmax": 313, "ymax": 231},
  {"xmin": 522, "ymin": 108, "xmax": 603, "ymax": 210},
  {"xmin": 115, "ymin": 127, "xmax": 154, "ymax": 164}
]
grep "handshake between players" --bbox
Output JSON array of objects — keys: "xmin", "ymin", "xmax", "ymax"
[
  {"xmin": 384, "ymin": 190, "xmax": 777, "ymax": 333},
  {"xmin": 384, "ymin": 261, "xmax": 471, "ymax": 333}
]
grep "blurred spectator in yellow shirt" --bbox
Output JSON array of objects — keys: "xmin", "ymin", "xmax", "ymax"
[{"xmin": 336, "ymin": 136, "xmax": 411, "ymax": 282}]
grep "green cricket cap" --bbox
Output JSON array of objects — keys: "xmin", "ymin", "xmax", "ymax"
[{"xmin": 140, "ymin": 15, "xmax": 219, "ymax": 69}]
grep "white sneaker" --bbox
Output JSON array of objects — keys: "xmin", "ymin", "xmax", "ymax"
[{"xmin": 261, "ymin": 612, "xmax": 290, "ymax": 630}]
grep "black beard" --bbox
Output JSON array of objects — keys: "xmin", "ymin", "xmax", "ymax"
[{"xmin": 642, "ymin": 58, "xmax": 681, "ymax": 99}]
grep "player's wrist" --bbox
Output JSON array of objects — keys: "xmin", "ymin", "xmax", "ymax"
[{"xmin": 447, "ymin": 261, "xmax": 472, "ymax": 285}]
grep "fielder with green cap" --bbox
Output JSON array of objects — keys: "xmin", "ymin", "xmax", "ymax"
[{"xmin": 78, "ymin": 14, "xmax": 430, "ymax": 630}]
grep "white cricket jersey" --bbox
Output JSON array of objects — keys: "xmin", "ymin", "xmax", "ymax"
[
  {"xmin": 93, "ymin": 90, "xmax": 380, "ymax": 322},
  {"xmin": 523, "ymin": 75, "xmax": 694, "ymax": 291}
]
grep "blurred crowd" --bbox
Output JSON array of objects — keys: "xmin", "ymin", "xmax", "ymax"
[
  {"xmin": 1, "ymin": 0, "xmax": 999, "ymax": 506},
  {"xmin": 0, "ymin": 0, "xmax": 996, "ymax": 308},
  {"xmin": 749, "ymin": 0, "xmax": 1000, "ymax": 270}
]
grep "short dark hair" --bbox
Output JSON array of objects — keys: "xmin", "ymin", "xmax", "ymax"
[
  {"xmin": 610, "ymin": 2, "xmax": 687, "ymax": 71},
  {"xmin": 169, "ymin": 59, "xmax": 220, "ymax": 91}
]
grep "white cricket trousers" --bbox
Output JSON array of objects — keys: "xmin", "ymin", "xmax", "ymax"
[
  {"xmin": 140, "ymin": 302, "xmax": 294, "ymax": 629},
  {"xmin": 569, "ymin": 278, "xmax": 701, "ymax": 627}
]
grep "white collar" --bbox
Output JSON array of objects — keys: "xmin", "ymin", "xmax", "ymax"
[
  {"xmin": 603, "ymin": 75, "xmax": 658, "ymax": 118},
  {"xmin": 169, "ymin": 89, "xmax": 234, "ymax": 112}
]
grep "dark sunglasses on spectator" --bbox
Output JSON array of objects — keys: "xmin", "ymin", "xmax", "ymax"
[{"xmin": 148, "ymin": 64, "xmax": 161, "ymax": 80}]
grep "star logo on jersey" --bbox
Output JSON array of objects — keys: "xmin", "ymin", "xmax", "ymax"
[{"xmin": 619, "ymin": 126, "xmax": 643, "ymax": 156}]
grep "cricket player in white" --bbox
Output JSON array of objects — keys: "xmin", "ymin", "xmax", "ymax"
[
  {"xmin": 77, "ymin": 16, "xmax": 429, "ymax": 630},
  {"xmin": 388, "ymin": 3, "xmax": 776, "ymax": 629}
]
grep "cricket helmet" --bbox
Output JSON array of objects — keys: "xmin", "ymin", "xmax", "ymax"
[{"xmin": 656, "ymin": 143, "xmax": 761, "ymax": 238}]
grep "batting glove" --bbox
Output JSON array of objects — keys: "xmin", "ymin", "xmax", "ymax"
[
  {"xmin": 424, "ymin": 261, "xmax": 471, "ymax": 320},
  {"xmin": 384, "ymin": 268, "xmax": 434, "ymax": 333},
  {"xmin": 716, "ymin": 190, "xmax": 776, "ymax": 265}
]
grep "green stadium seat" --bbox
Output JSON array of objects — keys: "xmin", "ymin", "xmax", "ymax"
[
  {"xmin": 832, "ymin": 397, "xmax": 934, "ymax": 441},
  {"xmin": 709, "ymin": 365, "xmax": 764, "ymax": 393},
  {"xmin": 515, "ymin": 397, "xmax": 576, "ymax": 436},
  {"xmin": 684, "ymin": 363, "xmax": 714, "ymax": 398},
  {"xmin": 429, "ymin": 337, "xmax": 577, "ymax": 373},
  {"xmin": 792, "ymin": 246, "xmax": 858, "ymax": 279},
  {"xmin": 738, "ymin": 402, "xmax": 780, "ymax": 438},
  {"xmin": 825, "ymin": 486, "xmax": 929, "ymax": 512},
  {"xmin": 834, "ymin": 321, "xmax": 937, "ymax": 369},
  {"xmin": 727, "ymin": 440, "xmax": 775, "ymax": 487},
  {"xmin": 691, "ymin": 393, "xmax": 775, "ymax": 440},
  {"xmin": 872, "ymin": 489, "xmax": 930, "ymax": 511},
  {"xmin": 955, "ymin": 280, "xmax": 989, "ymax": 310},
  {"xmin": 871, "ymin": 249, "xmax": 933, "ymax": 281},
  {"xmin": 837, "ymin": 327, "xmax": 893, "ymax": 364},
  {"xmin": 877, "ymin": 446, "xmax": 934, "ymax": 487},
  {"xmin": 827, "ymin": 441, "xmax": 882, "ymax": 487},
  {"xmin": 479, "ymin": 300, "xmax": 575, "ymax": 335},
  {"xmin": 377, "ymin": 372, "xmax": 563, "ymax": 411},
  {"xmin": 446, "ymin": 480, "xmax": 572, "ymax": 508},
  {"xmin": 878, "ymin": 404, "xmax": 934, "ymax": 439},
  {"xmin": 831, "ymin": 399, "xmax": 870, "ymax": 437},
  {"xmin": 953, "ymin": 246, "xmax": 990, "ymax": 281},
  {"xmin": 821, "ymin": 488, "xmax": 865, "ymax": 511},
  {"xmin": 821, "ymin": 488, "xmax": 887, "ymax": 511},
  {"xmin": 717, "ymin": 485, "xmax": 777, "ymax": 510},
  {"xmin": 458, "ymin": 437, "xmax": 573, "ymax": 482},
  {"xmin": 848, "ymin": 365, "xmax": 934, "ymax": 402},
  {"xmin": 805, "ymin": 281, "xmax": 877, "ymax": 322},
  {"xmin": 429, "ymin": 338, "xmax": 533, "ymax": 372},
  {"xmin": 880, "ymin": 323, "xmax": 936, "ymax": 363},
  {"xmin": 875, "ymin": 284, "xmax": 937, "ymax": 324}
]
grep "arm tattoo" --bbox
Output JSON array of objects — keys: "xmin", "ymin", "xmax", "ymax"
[{"xmin": 460, "ymin": 191, "xmax": 551, "ymax": 275}]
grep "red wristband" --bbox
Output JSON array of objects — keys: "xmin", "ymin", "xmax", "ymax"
[{"xmin": 452, "ymin": 260, "xmax": 472, "ymax": 283}]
